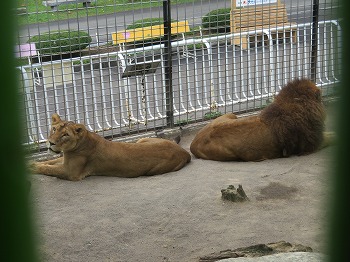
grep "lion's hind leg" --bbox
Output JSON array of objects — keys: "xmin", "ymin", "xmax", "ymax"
[
  {"xmin": 39, "ymin": 156, "xmax": 63, "ymax": 165},
  {"xmin": 210, "ymin": 113, "xmax": 238, "ymax": 124},
  {"xmin": 144, "ymin": 156, "xmax": 189, "ymax": 176},
  {"xmin": 222, "ymin": 112, "xmax": 238, "ymax": 119},
  {"xmin": 136, "ymin": 137, "xmax": 161, "ymax": 144}
]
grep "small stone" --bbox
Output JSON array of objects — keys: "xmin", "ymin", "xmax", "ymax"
[{"xmin": 221, "ymin": 184, "xmax": 250, "ymax": 202}]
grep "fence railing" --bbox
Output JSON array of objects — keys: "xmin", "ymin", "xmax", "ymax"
[{"xmin": 19, "ymin": 20, "xmax": 341, "ymax": 145}]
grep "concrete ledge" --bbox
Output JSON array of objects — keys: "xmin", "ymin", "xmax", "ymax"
[{"xmin": 218, "ymin": 252, "xmax": 326, "ymax": 262}]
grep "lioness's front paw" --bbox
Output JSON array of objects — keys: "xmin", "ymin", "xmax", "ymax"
[{"xmin": 27, "ymin": 160, "xmax": 40, "ymax": 174}]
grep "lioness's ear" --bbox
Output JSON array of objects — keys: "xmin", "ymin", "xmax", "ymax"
[{"xmin": 51, "ymin": 113, "xmax": 62, "ymax": 125}]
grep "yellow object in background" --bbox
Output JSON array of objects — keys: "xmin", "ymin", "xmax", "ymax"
[{"xmin": 112, "ymin": 20, "xmax": 190, "ymax": 45}]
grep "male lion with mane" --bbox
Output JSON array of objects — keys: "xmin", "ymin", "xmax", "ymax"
[
  {"xmin": 31, "ymin": 114, "xmax": 191, "ymax": 181},
  {"xmin": 190, "ymin": 78, "xmax": 335, "ymax": 161}
]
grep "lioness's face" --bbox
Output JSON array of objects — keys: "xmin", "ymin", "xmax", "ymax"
[{"xmin": 47, "ymin": 114, "xmax": 85, "ymax": 154}]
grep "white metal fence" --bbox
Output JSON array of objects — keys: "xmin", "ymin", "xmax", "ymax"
[{"xmin": 19, "ymin": 19, "xmax": 341, "ymax": 145}]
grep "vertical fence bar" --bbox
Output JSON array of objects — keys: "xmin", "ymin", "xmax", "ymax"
[
  {"xmin": 311, "ymin": 0, "xmax": 319, "ymax": 82},
  {"xmin": 163, "ymin": 0, "xmax": 174, "ymax": 128}
]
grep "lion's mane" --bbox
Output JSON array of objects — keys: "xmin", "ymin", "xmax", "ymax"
[{"xmin": 260, "ymin": 78, "xmax": 326, "ymax": 156}]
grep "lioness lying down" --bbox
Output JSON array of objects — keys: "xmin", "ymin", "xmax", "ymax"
[
  {"xmin": 31, "ymin": 114, "xmax": 191, "ymax": 181},
  {"xmin": 190, "ymin": 78, "xmax": 335, "ymax": 161}
]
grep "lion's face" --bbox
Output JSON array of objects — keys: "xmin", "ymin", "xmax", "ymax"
[{"xmin": 47, "ymin": 114, "xmax": 85, "ymax": 154}]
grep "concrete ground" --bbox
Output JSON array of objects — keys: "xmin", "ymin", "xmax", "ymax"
[{"xmin": 29, "ymin": 103, "xmax": 337, "ymax": 262}]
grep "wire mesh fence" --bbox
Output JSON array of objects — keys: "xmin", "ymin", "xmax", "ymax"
[{"xmin": 15, "ymin": 0, "xmax": 341, "ymax": 151}]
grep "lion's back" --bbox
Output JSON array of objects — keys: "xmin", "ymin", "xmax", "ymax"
[{"xmin": 190, "ymin": 115, "xmax": 281, "ymax": 161}]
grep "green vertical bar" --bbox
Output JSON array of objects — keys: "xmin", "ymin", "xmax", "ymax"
[
  {"xmin": 0, "ymin": 2, "xmax": 38, "ymax": 262},
  {"xmin": 327, "ymin": 0, "xmax": 350, "ymax": 261}
]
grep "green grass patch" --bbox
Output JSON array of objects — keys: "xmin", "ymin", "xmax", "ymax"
[
  {"xmin": 204, "ymin": 111, "xmax": 222, "ymax": 120},
  {"xmin": 16, "ymin": 0, "xmax": 200, "ymax": 25},
  {"xmin": 15, "ymin": 57, "xmax": 30, "ymax": 67},
  {"xmin": 175, "ymin": 118, "xmax": 192, "ymax": 126},
  {"xmin": 72, "ymin": 58, "xmax": 91, "ymax": 65}
]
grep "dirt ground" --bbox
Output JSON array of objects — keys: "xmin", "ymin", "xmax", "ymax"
[{"xmin": 29, "ymin": 103, "xmax": 337, "ymax": 262}]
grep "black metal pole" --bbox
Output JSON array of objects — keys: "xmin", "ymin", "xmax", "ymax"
[
  {"xmin": 311, "ymin": 0, "xmax": 319, "ymax": 82},
  {"xmin": 163, "ymin": 0, "xmax": 173, "ymax": 128}
]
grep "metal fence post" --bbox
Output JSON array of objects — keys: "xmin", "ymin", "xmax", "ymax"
[
  {"xmin": 311, "ymin": 0, "xmax": 319, "ymax": 82},
  {"xmin": 163, "ymin": 0, "xmax": 174, "ymax": 128}
]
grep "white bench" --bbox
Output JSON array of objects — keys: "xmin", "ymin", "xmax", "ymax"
[{"xmin": 42, "ymin": 0, "xmax": 95, "ymax": 11}]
